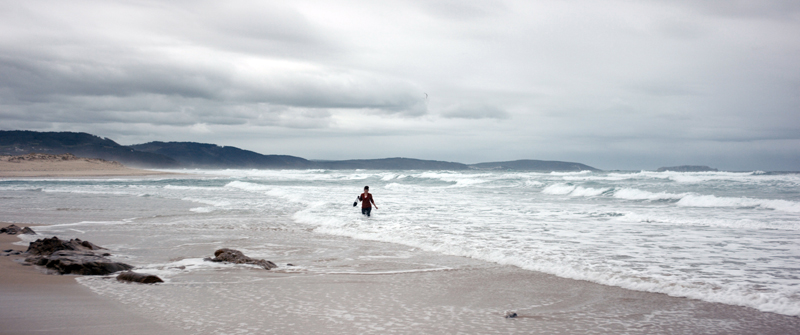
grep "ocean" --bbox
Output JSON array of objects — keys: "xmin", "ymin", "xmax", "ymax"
[{"xmin": 2, "ymin": 169, "xmax": 799, "ymax": 330}]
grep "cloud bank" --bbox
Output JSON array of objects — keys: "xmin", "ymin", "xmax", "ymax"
[{"xmin": 1, "ymin": 0, "xmax": 798, "ymax": 170}]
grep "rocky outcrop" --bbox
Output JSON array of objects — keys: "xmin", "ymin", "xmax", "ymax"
[
  {"xmin": 116, "ymin": 271, "xmax": 164, "ymax": 284},
  {"xmin": 207, "ymin": 248, "xmax": 277, "ymax": 270},
  {"xmin": 0, "ymin": 224, "xmax": 36, "ymax": 235},
  {"xmin": 24, "ymin": 236, "xmax": 131, "ymax": 275},
  {"xmin": 27, "ymin": 250, "xmax": 132, "ymax": 275},
  {"xmin": 25, "ymin": 236, "xmax": 104, "ymax": 255}
]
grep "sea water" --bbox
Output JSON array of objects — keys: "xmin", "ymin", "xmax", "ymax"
[{"xmin": 1, "ymin": 169, "xmax": 799, "ymax": 318}]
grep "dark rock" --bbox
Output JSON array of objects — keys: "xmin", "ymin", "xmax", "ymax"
[
  {"xmin": 25, "ymin": 236, "xmax": 104, "ymax": 256},
  {"xmin": 116, "ymin": 271, "xmax": 164, "ymax": 284},
  {"xmin": 1, "ymin": 224, "xmax": 36, "ymax": 235},
  {"xmin": 1, "ymin": 224, "xmax": 22, "ymax": 235},
  {"xmin": 29, "ymin": 250, "xmax": 132, "ymax": 275},
  {"xmin": 79, "ymin": 240, "xmax": 104, "ymax": 250},
  {"xmin": 505, "ymin": 311, "xmax": 518, "ymax": 318},
  {"xmin": 3, "ymin": 249, "xmax": 12, "ymax": 252},
  {"xmin": 209, "ymin": 248, "xmax": 277, "ymax": 270}
]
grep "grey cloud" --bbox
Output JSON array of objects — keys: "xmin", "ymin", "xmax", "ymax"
[
  {"xmin": 1, "ymin": 0, "xmax": 799, "ymax": 170},
  {"xmin": 441, "ymin": 103, "xmax": 510, "ymax": 119},
  {"xmin": 415, "ymin": 0, "xmax": 509, "ymax": 20},
  {"xmin": 666, "ymin": 0, "xmax": 800, "ymax": 20},
  {"xmin": 160, "ymin": 1, "xmax": 342, "ymax": 59}
]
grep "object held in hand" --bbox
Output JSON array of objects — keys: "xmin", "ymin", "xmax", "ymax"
[{"xmin": 353, "ymin": 202, "xmax": 358, "ymax": 207}]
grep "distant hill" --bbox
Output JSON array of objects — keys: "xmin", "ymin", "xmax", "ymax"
[
  {"xmin": 315, "ymin": 158, "xmax": 469, "ymax": 170},
  {"xmin": 656, "ymin": 165, "xmax": 718, "ymax": 172},
  {"xmin": 0, "ymin": 131, "xmax": 178, "ymax": 168},
  {"xmin": 1, "ymin": 130, "xmax": 603, "ymax": 171},
  {"xmin": 470, "ymin": 159, "xmax": 600, "ymax": 171},
  {"xmin": 129, "ymin": 142, "xmax": 314, "ymax": 169}
]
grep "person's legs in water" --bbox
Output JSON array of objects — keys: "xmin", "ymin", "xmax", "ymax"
[{"xmin": 361, "ymin": 207, "xmax": 372, "ymax": 217}]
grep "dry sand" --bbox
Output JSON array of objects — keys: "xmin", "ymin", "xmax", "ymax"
[
  {"xmin": 0, "ymin": 224, "xmax": 183, "ymax": 335},
  {"xmin": 0, "ymin": 154, "xmax": 173, "ymax": 178}
]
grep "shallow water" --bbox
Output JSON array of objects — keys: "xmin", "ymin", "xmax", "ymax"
[{"xmin": 1, "ymin": 169, "xmax": 799, "ymax": 318}]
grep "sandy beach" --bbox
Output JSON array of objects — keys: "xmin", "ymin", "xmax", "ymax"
[{"xmin": 0, "ymin": 154, "xmax": 173, "ymax": 178}]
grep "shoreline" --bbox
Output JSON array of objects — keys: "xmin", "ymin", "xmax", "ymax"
[{"xmin": 0, "ymin": 223, "xmax": 183, "ymax": 334}]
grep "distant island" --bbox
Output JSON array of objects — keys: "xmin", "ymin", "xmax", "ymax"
[
  {"xmin": 0, "ymin": 130, "xmax": 600, "ymax": 171},
  {"xmin": 656, "ymin": 165, "xmax": 718, "ymax": 172}
]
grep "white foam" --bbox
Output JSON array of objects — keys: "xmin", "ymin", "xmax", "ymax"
[
  {"xmin": 164, "ymin": 185, "xmax": 218, "ymax": 191},
  {"xmin": 541, "ymin": 184, "xmax": 608, "ymax": 197},
  {"xmin": 569, "ymin": 186, "xmax": 609, "ymax": 197},
  {"xmin": 541, "ymin": 183, "xmax": 576, "ymax": 195},
  {"xmin": 523, "ymin": 180, "xmax": 543, "ymax": 187},
  {"xmin": 224, "ymin": 181, "xmax": 271, "ymax": 192},
  {"xmin": 613, "ymin": 188, "xmax": 685, "ymax": 201},
  {"xmin": 677, "ymin": 194, "xmax": 800, "ymax": 212},
  {"xmin": 548, "ymin": 170, "xmax": 594, "ymax": 176},
  {"xmin": 181, "ymin": 197, "xmax": 231, "ymax": 207}
]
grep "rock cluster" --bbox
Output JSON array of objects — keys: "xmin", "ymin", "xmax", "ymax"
[
  {"xmin": 24, "ymin": 236, "xmax": 132, "ymax": 275},
  {"xmin": 27, "ymin": 250, "xmax": 133, "ymax": 275},
  {"xmin": 25, "ymin": 236, "xmax": 104, "ymax": 255},
  {"xmin": 207, "ymin": 248, "xmax": 277, "ymax": 270},
  {"xmin": 3, "ymin": 249, "xmax": 23, "ymax": 256},
  {"xmin": 0, "ymin": 224, "xmax": 36, "ymax": 235}
]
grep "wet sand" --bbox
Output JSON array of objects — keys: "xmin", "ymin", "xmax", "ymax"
[
  {"xmin": 0, "ymin": 225, "xmax": 183, "ymax": 335},
  {"xmin": 70, "ymin": 225, "xmax": 800, "ymax": 335}
]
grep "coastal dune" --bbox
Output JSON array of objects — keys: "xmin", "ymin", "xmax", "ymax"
[{"xmin": 0, "ymin": 153, "xmax": 172, "ymax": 177}]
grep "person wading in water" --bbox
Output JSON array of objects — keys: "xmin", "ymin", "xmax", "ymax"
[{"xmin": 355, "ymin": 186, "xmax": 378, "ymax": 217}]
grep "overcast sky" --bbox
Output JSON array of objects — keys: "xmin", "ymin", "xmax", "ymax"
[{"xmin": 1, "ymin": 0, "xmax": 799, "ymax": 170}]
